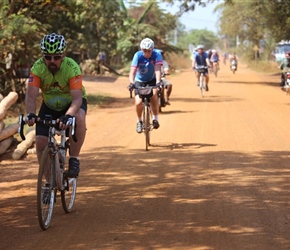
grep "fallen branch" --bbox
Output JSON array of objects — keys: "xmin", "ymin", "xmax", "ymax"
[
  {"xmin": 0, "ymin": 92, "xmax": 18, "ymax": 120},
  {"xmin": 12, "ymin": 129, "xmax": 36, "ymax": 160},
  {"xmin": 0, "ymin": 136, "xmax": 13, "ymax": 156},
  {"xmin": 0, "ymin": 123, "xmax": 19, "ymax": 141}
]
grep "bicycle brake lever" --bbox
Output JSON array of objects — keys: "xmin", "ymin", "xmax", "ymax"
[{"xmin": 18, "ymin": 114, "xmax": 26, "ymax": 140}]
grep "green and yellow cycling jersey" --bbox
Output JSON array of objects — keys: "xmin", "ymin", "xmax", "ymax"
[{"xmin": 28, "ymin": 57, "xmax": 86, "ymax": 111}]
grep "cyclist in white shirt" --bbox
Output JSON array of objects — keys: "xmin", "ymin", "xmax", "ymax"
[{"xmin": 160, "ymin": 50, "xmax": 172, "ymax": 105}]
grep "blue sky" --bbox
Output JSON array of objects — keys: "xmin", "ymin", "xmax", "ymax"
[
  {"xmin": 160, "ymin": 1, "xmax": 221, "ymax": 33},
  {"xmin": 124, "ymin": 1, "xmax": 222, "ymax": 33}
]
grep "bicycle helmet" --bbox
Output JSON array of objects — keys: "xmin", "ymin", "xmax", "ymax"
[
  {"xmin": 196, "ymin": 44, "xmax": 204, "ymax": 50},
  {"xmin": 140, "ymin": 38, "xmax": 154, "ymax": 50},
  {"xmin": 40, "ymin": 33, "xmax": 66, "ymax": 54}
]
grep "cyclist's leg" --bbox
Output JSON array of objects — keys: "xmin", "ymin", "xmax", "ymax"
[
  {"xmin": 162, "ymin": 79, "xmax": 172, "ymax": 103},
  {"xmin": 150, "ymin": 89, "xmax": 159, "ymax": 116},
  {"xmin": 69, "ymin": 108, "xmax": 86, "ymax": 157},
  {"xmin": 205, "ymin": 71, "xmax": 209, "ymax": 84},
  {"xmin": 134, "ymin": 82, "xmax": 143, "ymax": 120},
  {"xmin": 146, "ymin": 79, "xmax": 159, "ymax": 128},
  {"xmin": 205, "ymin": 70, "xmax": 210, "ymax": 91},
  {"xmin": 166, "ymin": 84, "xmax": 172, "ymax": 103},
  {"xmin": 196, "ymin": 71, "xmax": 201, "ymax": 86},
  {"xmin": 134, "ymin": 81, "xmax": 144, "ymax": 133}
]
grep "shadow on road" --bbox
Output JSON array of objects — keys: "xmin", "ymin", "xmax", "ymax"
[{"xmin": 1, "ymin": 147, "xmax": 290, "ymax": 249}]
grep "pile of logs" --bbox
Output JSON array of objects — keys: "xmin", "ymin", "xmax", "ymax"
[{"xmin": 0, "ymin": 91, "xmax": 36, "ymax": 160}]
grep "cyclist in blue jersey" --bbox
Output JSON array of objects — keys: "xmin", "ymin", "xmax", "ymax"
[
  {"xmin": 210, "ymin": 49, "xmax": 220, "ymax": 70},
  {"xmin": 128, "ymin": 38, "xmax": 163, "ymax": 133},
  {"xmin": 192, "ymin": 44, "xmax": 211, "ymax": 91}
]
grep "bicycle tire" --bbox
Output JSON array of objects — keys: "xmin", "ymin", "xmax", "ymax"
[
  {"xmin": 144, "ymin": 100, "xmax": 150, "ymax": 151},
  {"xmin": 37, "ymin": 146, "xmax": 55, "ymax": 230},
  {"xmin": 61, "ymin": 141, "xmax": 77, "ymax": 213}
]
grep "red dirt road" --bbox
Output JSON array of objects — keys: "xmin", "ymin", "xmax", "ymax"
[{"xmin": 1, "ymin": 61, "xmax": 290, "ymax": 250}]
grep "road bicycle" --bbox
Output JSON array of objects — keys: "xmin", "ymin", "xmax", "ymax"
[
  {"xmin": 18, "ymin": 114, "xmax": 77, "ymax": 230},
  {"xmin": 196, "ymin": 65, "xmax": 208, "ymax": 98},
  {"xmin": 129, "ymin": 85, "xmax": 159, "ymax": 151}
]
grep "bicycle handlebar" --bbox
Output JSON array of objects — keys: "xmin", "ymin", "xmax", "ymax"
[
  {"xmin": 18, "ymin": 114, "xmax": 77, "ymax": 142},
  {"xmin": 128, "ymin": 84, "xmax": 162, "ymax": 99}
]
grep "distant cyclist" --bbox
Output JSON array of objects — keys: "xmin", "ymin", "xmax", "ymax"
[
  {"xmin": 229, "ymin": 53, "xmax": 238, "ymax": 70},
  {"xmin": 279, "ymin": 51, "xmax": 290, "ymax": 87},
  {"xmin": 210, "ymin": 49, "xmax": 220, "ymax": 70},
  {"xmin": 192, "ymin": 44, "xmax": 211, "ymax": 91},
  {"xmin": 128, "ymin": 38, "xmax": 163, "ymax": 133},
  {"xmin": 160, "ymin": 50, "xmax": 172, "ymax": 105}
]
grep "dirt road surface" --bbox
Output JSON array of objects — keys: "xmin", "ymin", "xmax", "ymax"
[{"xmin": 1, "ymin": 61, "xmax": 290, "ymax": 250}]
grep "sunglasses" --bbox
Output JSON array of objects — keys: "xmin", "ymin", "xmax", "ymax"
[
  {"xmin": 142, "ymin": 49, "xmax": 152, "ymax": 53},
  {"xmin": 43, "ymin": 55, "xmax": 62, "ymax": 61}
]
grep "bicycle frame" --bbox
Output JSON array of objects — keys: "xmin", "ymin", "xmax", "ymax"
[{"xmin": 47, "ymin": 127, "xmax": 66, "ymax": 191}]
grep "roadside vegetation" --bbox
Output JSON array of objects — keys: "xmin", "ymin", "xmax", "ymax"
[{"xmin": 0, "ymin": 0, "xmax": 289, "ymax": 100}]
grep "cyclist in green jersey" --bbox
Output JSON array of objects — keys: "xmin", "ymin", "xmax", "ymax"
[{"xmin": 25, "ymin": 33, "xmax": 87, "ymax": 178}]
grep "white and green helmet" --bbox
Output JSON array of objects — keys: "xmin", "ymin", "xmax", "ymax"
[{"xmin": 40, "ymin": 33, "xmax": 66, "ymax": 54}]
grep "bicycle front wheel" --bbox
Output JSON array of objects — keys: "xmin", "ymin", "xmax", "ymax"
[
  {"xmin": 143, "ymin": 102, "xmax": 151, "ymax": 151},
  {"xmin": 61, "ymin": 140, "xmax": 77, "ymax": 213},
  {"xmin": 37, "ymin": 146, "xmax": 55, "ymax": 230},
  {"xmin": 200, "ymin": 74, "xmax": 205, "ymax": 98}
]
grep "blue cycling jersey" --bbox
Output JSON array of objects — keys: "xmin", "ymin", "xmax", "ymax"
[
  {"xmin": 131, "ymin": 49, "xmax": 163, "ymax": 82},
  {"xmin": 193, "ymin": 51, "xmax": 209, "ymax": 66},
  {"xmin": 210, "ymin": 53, "xmax": 219, "ymax": 62}
]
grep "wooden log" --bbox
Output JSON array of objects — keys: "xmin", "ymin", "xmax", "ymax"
[
  {"xmin": 0, "ymin": 92, "xmax": 18, "ymax": 120},
  {"xmin": 12, "ymin": 129, "xmax": 35, "ymax": 160},
  {"xmin": 0, "ymin": 120, "xmax": 5, "ymax": 132},
  {"xmin": 0, "ymin": 136, "xmax": 13, "ymax": 156},
  {"xmin": 0, "ymin": 123, "xmax": 19, "ymax": 141}
]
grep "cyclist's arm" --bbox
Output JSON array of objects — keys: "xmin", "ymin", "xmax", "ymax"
[
  {"xmin": 155, "ymin": 64, "xmax": 162, "ymax": 83},
  {"xmin": 25, "ymin": 85, "xmax": 39, "ymax": 114},
  {"xmin": 129, "ymin": 66, "xmax": 137, "ymax": 83},
  {"xmin": 163, "ymin": 60, "xmax": 170, "ymax": 75},
  {"xmin": 25, "ymin": 72, "xmax": 40, "ymax": 114},
  {"xmin": 192, "ymin": 58, "xmax": 196, "ymax": 69},
  {"xmin": 206, "ymin": 58, "xmax": 210, "ymax": 66},
  {"xmin": 67, "ymin": 75, "xmax": 83, "ymax": 116},
  {"xmin": 67, "ymin": 89, "xmax": 82, "ymax": 116}
]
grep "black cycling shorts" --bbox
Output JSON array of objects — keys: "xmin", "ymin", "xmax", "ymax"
[
  {"xmin": 134, "ymin": 79, "xmax": 156, "ymax": 96},
  {"xmin": 36, "ymin": 98, "xmax": 87, "ymax": 137}
]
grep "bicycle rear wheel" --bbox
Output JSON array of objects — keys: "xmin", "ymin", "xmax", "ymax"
[
  {"xmin": 61, "ymin": 139, "xmax": 77, "ymax": 213},
  {"xmin": 143, "ymin": 102, "xmax": 151, "ymax": 151},
  {"xmin": 37, "ymin": 146, "xmax": 55, "ymax": 230}
]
